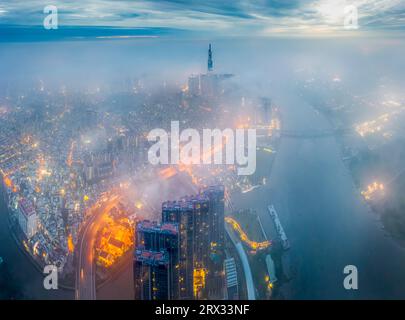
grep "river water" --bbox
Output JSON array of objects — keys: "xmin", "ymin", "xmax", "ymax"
[{"xmin": 233, "ymin": 85, "xmax": 405, "ymax": 299}]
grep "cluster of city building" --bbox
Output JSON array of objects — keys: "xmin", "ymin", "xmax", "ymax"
[
  {"xmin": 0, "ymin": 44, "xmax": 279, "ymax": 295},
  {"xmin": 0, "ymin": 92, "xmax": 153, "ymax": 274},
  {"xmin": 133, "ymin": 185, "xmax": 238, "ymax": 300}
]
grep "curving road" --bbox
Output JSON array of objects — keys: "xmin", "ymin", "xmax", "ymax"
[{"xmin": 75, "ymin": 194, "xmax": 120, "ymax": 300}]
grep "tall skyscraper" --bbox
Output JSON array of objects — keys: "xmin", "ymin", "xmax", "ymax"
[
  {"xmin": 162, "ymin": 199, "xmax": 201, "ymax": 299},
  {"xmin": 134, "ymin": 249, "xmax": 170, "ymax": 300},
  {"xmin": 186, "ymin": 44, "xmax": 233, "ymax": 97},
  {"xmin": 208, "ymin": 43, "xmax": 213, "ymax": 72},
  {"xmin": 135, "ymin": 220, "xmax": 180, "ymax": 299},
  {"xmin": 161, "ymin": 186, "xmax": 225, "ymax": 299},
  {"xmin": 202, "ymin": 185, "xmax": 225, "ymax": 257},
  {"xmin": 201, "ymin": 185, "xmax": 225, "ymax": 298}
]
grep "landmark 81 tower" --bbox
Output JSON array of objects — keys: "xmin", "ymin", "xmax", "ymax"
[{"xmin": 207, "ymin": 43, "xmax": 213, "ymax": 72}]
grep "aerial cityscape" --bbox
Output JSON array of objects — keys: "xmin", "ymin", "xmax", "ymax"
[{"xmin": 1, "ymin": 0, "xmax": 405, "ymax": 302}]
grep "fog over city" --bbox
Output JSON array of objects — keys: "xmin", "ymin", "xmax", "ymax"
[{"xmin": 1, "ymin": 0, "xmax": 405, "ymax": 302}]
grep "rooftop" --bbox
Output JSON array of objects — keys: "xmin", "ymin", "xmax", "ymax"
[
  {"xmin": 135, "ymin": 249, "xmax": 169, "ymax": 266},
  {"xmin": 137, "ymin": 220, "xmax": 178, "ymax": 235},
  {"xmin": 18, "ymin": 198, "xmax": 36, "ymax": 217}
]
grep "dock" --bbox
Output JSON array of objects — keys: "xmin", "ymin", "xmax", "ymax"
[{"xmin": 268, "ymin": 204, "xmax": 290, "ymax": 250}]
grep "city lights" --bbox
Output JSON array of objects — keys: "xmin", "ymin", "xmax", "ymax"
[
  {"xmin": 361, "ymin": 182, "xmax": 385, "ymax": 200},
  {"xmin": 1, "ymin": 5, "xmax": 404, "ymax": 304}
]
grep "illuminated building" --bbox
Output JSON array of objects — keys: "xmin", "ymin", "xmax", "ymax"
[
  {"xmin": 17, "ymin": 198, "xmax": 38, "ymax": 239},
  {"xmin": 201, "ymin": 185, "xmax": 225, "ymax": 298},
  {"xmin": 186, "ymin": 44, "xmax": 233, "ymax": 98},
  {"xmin": 162, "ymin": 199, "xmax": 196, "ymax": 299},
  {"xmin": 96, "ymin": 216, "xmax": 134, "ymax": 268},
  {"xmin": 224, "ymin": 258, "xmax": 238, "ymax": 300},
  {"xmin": 162, "ymin": 186, "xmax": 225, "ymax": 299},
  {"xmin": 136, "ymin": 220, "xmax": 180, "ymax": 299},
  {"xmin": 193, "ymin": 268, "xmax": 206, "ymax": 299},
  {"xmin": 134, "ymin": 249, "xmax": 170, "ymax": 300},
  {"xmin": 202, "ymin": 185, "xmax": 225, "ymax": 256}
]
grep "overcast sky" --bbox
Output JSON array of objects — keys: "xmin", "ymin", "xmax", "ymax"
[{"xmin": 0, "ymin": 0, "xmax": 404, "ymax": 37}]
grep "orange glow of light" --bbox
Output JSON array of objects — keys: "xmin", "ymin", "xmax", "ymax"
[
  {"xmin": 2, "ymin": 175, "xmax": 18, "ymax": 193},
  {"xmin": 225, "ymin": 216, "xmax": 271, "ymax": 251},
  {"xmin": 361, "ymin": 181, "xmax": 385, "ymax": 200},
  {"xmin": 3, "ymin": 175, "xmax": 12, "ymax": 188},
  {"xmin": 36, "ymin": 155, "xmax": 51, "ymax": 181},
  {"xmin": 95, "ymin": 197, "xmax": 134, "ymax": 268},
  {"xmin": 67, "ymin": 234, "xmax": 75, "ymax": 253},
  {"xmin": 135, "ymin": 201, "xmax": 143, "ymax": 209},
  {"xmin": 200, "ymin": 136, "xmax": 227, "ymax": 164},
  {"xmin": 159, "ymin": 167, "xmax": 177, "ymax": 179},
  {"xmin": 193, "ymin": 268, "xmax": 206, "ymax": 298},
  {"xmin": 158, "ymin": 135, "xmax": 229, "ymax": 187},
  {"xmin": 236, "ymin": 123, "xmax": 249, "ymax": 129}
]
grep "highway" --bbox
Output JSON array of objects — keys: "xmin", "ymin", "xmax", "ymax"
[{"xmin": 75, "ymin": 194, "xmax": 120, "ymax": 300}]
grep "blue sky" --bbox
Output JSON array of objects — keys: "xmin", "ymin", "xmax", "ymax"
[{"xmin": 0, "ymin": 0, "xmax": 404, "ymax": 38}]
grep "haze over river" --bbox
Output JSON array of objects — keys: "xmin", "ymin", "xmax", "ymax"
[{"xmin": 233, "ymin": 84, "xmax": 405, "ymax": 299}]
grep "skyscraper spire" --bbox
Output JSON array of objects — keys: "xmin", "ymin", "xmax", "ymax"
[{"xmin": 207, "ymin": 43, "xmax": 213, "ymax": 72}]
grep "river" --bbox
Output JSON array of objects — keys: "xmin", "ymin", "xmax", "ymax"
[{"xmin": 233, "ymin": 85, "xmax": 405, "ymax": 299}]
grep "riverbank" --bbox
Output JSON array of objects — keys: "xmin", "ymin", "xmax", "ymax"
[{"xmin": 0, "ymin": 185, "xmax": 73, "ymax": 299}]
